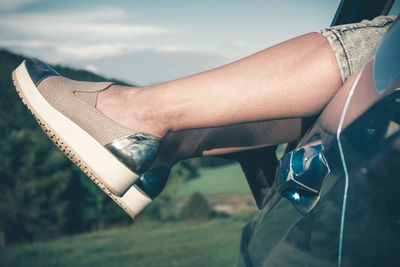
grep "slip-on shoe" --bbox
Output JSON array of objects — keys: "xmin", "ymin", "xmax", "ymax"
[{"xmin": 12, "ymin": 58, "xmax": 161, "ymax": 217}]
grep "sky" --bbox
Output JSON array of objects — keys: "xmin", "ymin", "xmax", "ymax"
[{"xmin": 0, "ymin": 0, "xmax": 341, "ymax": 85}]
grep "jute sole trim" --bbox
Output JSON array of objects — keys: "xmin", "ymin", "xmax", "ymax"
[{"xmin": 12, "ymin": 62, "xmax": 142, "ymax": 219}]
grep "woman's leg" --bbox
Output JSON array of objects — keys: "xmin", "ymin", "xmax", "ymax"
[
  {"xmin": 97, "ymin": 32, "xmax": 342, "ymax": 138},
  {"xmin": 154, "ymin": 118, "xmax": 303, "ymax": 167}
]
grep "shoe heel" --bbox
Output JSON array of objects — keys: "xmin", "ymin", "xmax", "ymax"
[{"xmin": 119, "ymin": 165, "xmax": 170, "ymax": 217}]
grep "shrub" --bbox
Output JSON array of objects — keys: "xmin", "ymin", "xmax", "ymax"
[{"xmin": 180, "ymin": 192, "xmax": 212, "ymax": 220}]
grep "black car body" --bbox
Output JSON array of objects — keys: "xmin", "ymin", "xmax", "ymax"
[{"xmin": 237, "ymin": 2, "xmax": 400, "ymax": 266}]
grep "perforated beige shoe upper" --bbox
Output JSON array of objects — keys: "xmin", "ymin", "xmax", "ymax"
[{"xmin": 37, "ymin": 76, "xmax": 134, "ymax": 145}]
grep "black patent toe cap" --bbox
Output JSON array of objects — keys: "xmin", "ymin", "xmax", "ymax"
[{"xmin": 24, "ymin": 58, "xmax": 61, "ymax": 86}]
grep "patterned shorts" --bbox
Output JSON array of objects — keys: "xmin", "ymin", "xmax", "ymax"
[{"xmin": 319, "ymin": 15, "xmax": 397, "ymax": 82}]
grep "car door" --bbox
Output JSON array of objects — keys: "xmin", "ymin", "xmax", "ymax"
[{"xmin": 238, "ymin": 16, "xmax": 400, "ymax": 267}]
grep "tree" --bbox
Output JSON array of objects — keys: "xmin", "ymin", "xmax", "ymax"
[{"xmin": 180, "ymin": 192, "xmax": 212, "ymax": 220}]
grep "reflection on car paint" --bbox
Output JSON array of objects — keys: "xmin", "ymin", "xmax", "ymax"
[{"xmin": 276, "ymin": 142, "xmax": 330, "ymax": 214}]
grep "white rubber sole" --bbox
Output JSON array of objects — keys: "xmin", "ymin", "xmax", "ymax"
[
  {"xmin": 12, "ymin": 60, "xmax": 149, "ymax": 218},
  {"xmin": 118, "ymin": 186, "xmax": 152, "ymax": 217}
]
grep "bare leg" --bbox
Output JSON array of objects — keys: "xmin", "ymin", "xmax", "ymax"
[{"xmin": 97, "ymin": 32, "xmax": 341, "ymax": 138}]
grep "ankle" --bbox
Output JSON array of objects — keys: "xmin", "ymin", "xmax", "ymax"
[
  {"xmin": 97, "ymin": 85, "xmax": 168, "ymax": 138},
  {"xmin": 130, "ymin": 89, "xmax": 170, "ymax": 137}
]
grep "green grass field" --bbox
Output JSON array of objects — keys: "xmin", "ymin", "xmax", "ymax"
[
  {"xmin": 177, "ymin": 163, "xmax": 251, "ymax": 197},
  {"xmin": 0, "ymin": 164, "xmax": 255, "ymax": 267},
  {"xmin": 0, "ymin": 212, "xmax": 254, "ymax": 267}
]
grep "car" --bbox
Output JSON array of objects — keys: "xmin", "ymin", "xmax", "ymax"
[{"xmin": 236, "ymin": 1, "xmax": 400, "ymax": 266}]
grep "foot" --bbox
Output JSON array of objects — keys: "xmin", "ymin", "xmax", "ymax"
[{"xmin": 12, "ymin": 58, "xmax": 160, "ymax": 199}]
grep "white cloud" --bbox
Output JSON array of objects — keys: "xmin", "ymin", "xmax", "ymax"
[
  {"xmin": 0, "ymin": 4, "xmax": 249, "ymax": 83},
  {"xmin": 63, "ymin": 7, "xmax": 129, "ymax": 21},
  {"xmin": 0, "ymin": 38, "xmax": 223, "ymax": 60},
  {"xmin": 56, "ymin": 43, "xmax": 130, "ymax": 59},
  {"xmin": 0, "ymin": 39, "xmax": 49, "ymax": 48},
  {"xmin": 0, "ymin": 7, "xmax": 168, "ymax": 41},
  {"xmin": 55, "ymin": 42, "xmax": 219, "ymax": 60},
  {"xmin": 84, "ymin": 64, "xmax": 99, "ymax": 74},
  {"xmin": 0, "ymin": 6, "xmax": 179, "ymax": 61}
]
